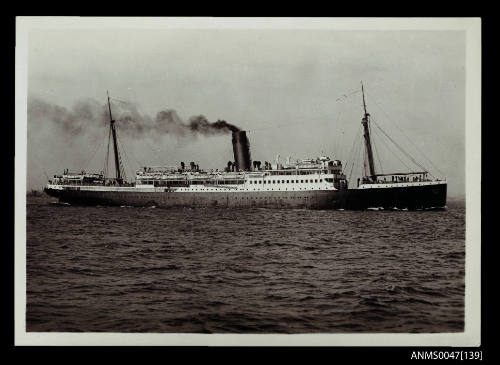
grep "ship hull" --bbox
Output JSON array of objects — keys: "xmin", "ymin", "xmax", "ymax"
[
  {"xmin": 44, "ymin": 182, "xmax": 446, "ymax": 210},
  {"xmin": 44, "ymin": 188, "xmax": 347, "ymax": 209},
  {"xmin": 345, "ymin": 182, "xmax": 447, "ymax": 210}
]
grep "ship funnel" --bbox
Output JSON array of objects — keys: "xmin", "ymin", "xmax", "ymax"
[{"xmin": 232, "ymin": 131, "xmax": 252, "ymax": 172}]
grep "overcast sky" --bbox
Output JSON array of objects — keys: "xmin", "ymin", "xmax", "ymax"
[{"xmin": 26, "ymin": 25, "xmax": 466, "ymax": 197}]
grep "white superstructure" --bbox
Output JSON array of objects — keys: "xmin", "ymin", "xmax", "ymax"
[{"xmin": 47, "ymin": 156, "xmax": 348, "ymax": 193}]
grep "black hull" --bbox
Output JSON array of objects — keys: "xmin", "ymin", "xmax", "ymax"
[
  {"xmin": 44, "ymin": 188, "xmax": 346, "ymax": 210},
  {"xmin": 345, "ymin": 183, "xmax": 447, "ymax": 210},
  {"xmin": 44, "ymin": 182, "xmax": 446, "ymax": 210}
]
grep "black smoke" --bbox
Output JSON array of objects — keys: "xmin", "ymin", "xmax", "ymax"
[
  {"xmin": 28, "ymin": 96, "xmax": 240, "ymax": 138},
  {"xmin": 28, "ymin": 97, "xmax": 108, "ymax": 136}
]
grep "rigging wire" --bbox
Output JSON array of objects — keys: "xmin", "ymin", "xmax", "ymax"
[
  {"xmin": 365, "ymin": 90, "xmax": 445, "ymax": 176},
  {"xmin": 335, "ymin": 89, "xmax": 361, "ymax": 102},
  {"xmin": 122, "ymin": 141, "xmax": 144, "ymax": 170},
  {"xmin": 110, "ymin": 97, "xmax": 132, "ymax": 105},
  {"xmin": 104, "ymin": 125, "xmax": 111, "ymax": 178},
  {"xmin": 347, "ymin": 125, "xmax": 363, "ymax": 185},
  {"xmin": 370, "ymin": 123, "xmax": 413, "ymax": 172},
  {"xmin": 109, "ymin": 106, "xmax": 128, "ymax": 181},
  {"xmin": 116, "ymin": 133, "xmax": 131, "ymax": 180},
  {"xmin": 371, "ymin": 117, "xmax": 428, "ymax": 172},
  {"xmin": 82, "ymin": 128, "xmax": 107, "ymax": 172},
  {"xmin": 106, "ymin": 88, "xmax": 435, "ymax": 181},
  {"xmin": 107, "ymin": 97, "xmax": 147, "ymax": 181},
  {"xmin": 115, "ymin": 137, "xmax": 127, "ymax": 181},
  {"xmin": 116, "ymin": 132, "xmax": 144, "ymax": 181},
  {"xmin": 332, "ymin": 110, "xmax": 344, "ymax": 158},
  {"xmin": 371, "ymin": 117, "xmax": 435, "ymax": 178},
  {"xmin": 368, "ymin": 121, "xmax": 384, "ymax": 175},
  {"xmin": 362, "ymin": 136, "xmax": 367, "ymax": 177},
  {"xmin": 109, "ymin": 97, "xmax": 167, "ymax": 168},
  {"xmin": 349, "ymin": 132, "xmax": 364, "ymax": 186},
  {"xmin": 344, "ymin": 124, "xmax": 362, "ymax": 173}
]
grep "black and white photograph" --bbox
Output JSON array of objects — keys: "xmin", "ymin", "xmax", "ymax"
[{"xmin": 15, "ymin": 17, "xmax": 481, "ymax": 346}]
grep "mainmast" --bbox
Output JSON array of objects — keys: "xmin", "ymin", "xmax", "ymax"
[
  {"xmin": 361, "ymin": 82, "xmax": 376, "ymax": 182},
  {"xmin": 107, "ymin": 91, "xmax": 125, "ymax": 183}
]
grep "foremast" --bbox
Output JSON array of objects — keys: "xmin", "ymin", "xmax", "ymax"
[
  {"xmin": 361, "ymin": 82, "xmax": 376, "ymax": 182},
  {"xmin": 106, "ymin": 91, "xmax": 126, "ymax": 184}
]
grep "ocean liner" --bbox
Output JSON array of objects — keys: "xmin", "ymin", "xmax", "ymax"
[{"xmin": 44, "ymin": 86, "xmax": 447, "ymax": 210}]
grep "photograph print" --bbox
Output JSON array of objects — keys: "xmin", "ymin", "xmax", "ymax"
[{"xmin": 16, "ymin": 17, "xmax": 481, "ymax": 346}]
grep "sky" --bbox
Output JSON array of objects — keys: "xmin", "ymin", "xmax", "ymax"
[{"xmin": 25, "ymin": 25, "xmax": 466, "ymax": 198}]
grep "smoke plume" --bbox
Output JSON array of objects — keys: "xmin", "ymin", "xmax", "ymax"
[{"xmin": 28, "ymin": 96, "xmax": 240, "ymax": 139}]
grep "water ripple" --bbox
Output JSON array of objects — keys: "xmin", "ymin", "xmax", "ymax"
[{"xmin": 26, "ymin": 200, "xmax": 465, "ymax": 333}]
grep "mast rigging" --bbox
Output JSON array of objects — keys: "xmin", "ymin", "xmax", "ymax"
[
  {"xmin": 106, "ymin": 91, "xmax": 126, "ymax": 183},
  {"xmin": 360, "ymin": 82, "xmax": 377, "ymax": 182}
]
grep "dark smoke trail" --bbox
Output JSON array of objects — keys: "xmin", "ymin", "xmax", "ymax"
[
  {"xmin": 28, "ymin": 96, "xmax": 240, "ymax": 138},
  {"xmin": 188, "ymin": 116, "xmax": 240, "ymax": 134},
  {"xmin": 28, "ymin": 97, "xmax": 109, "ymax": 136}
]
